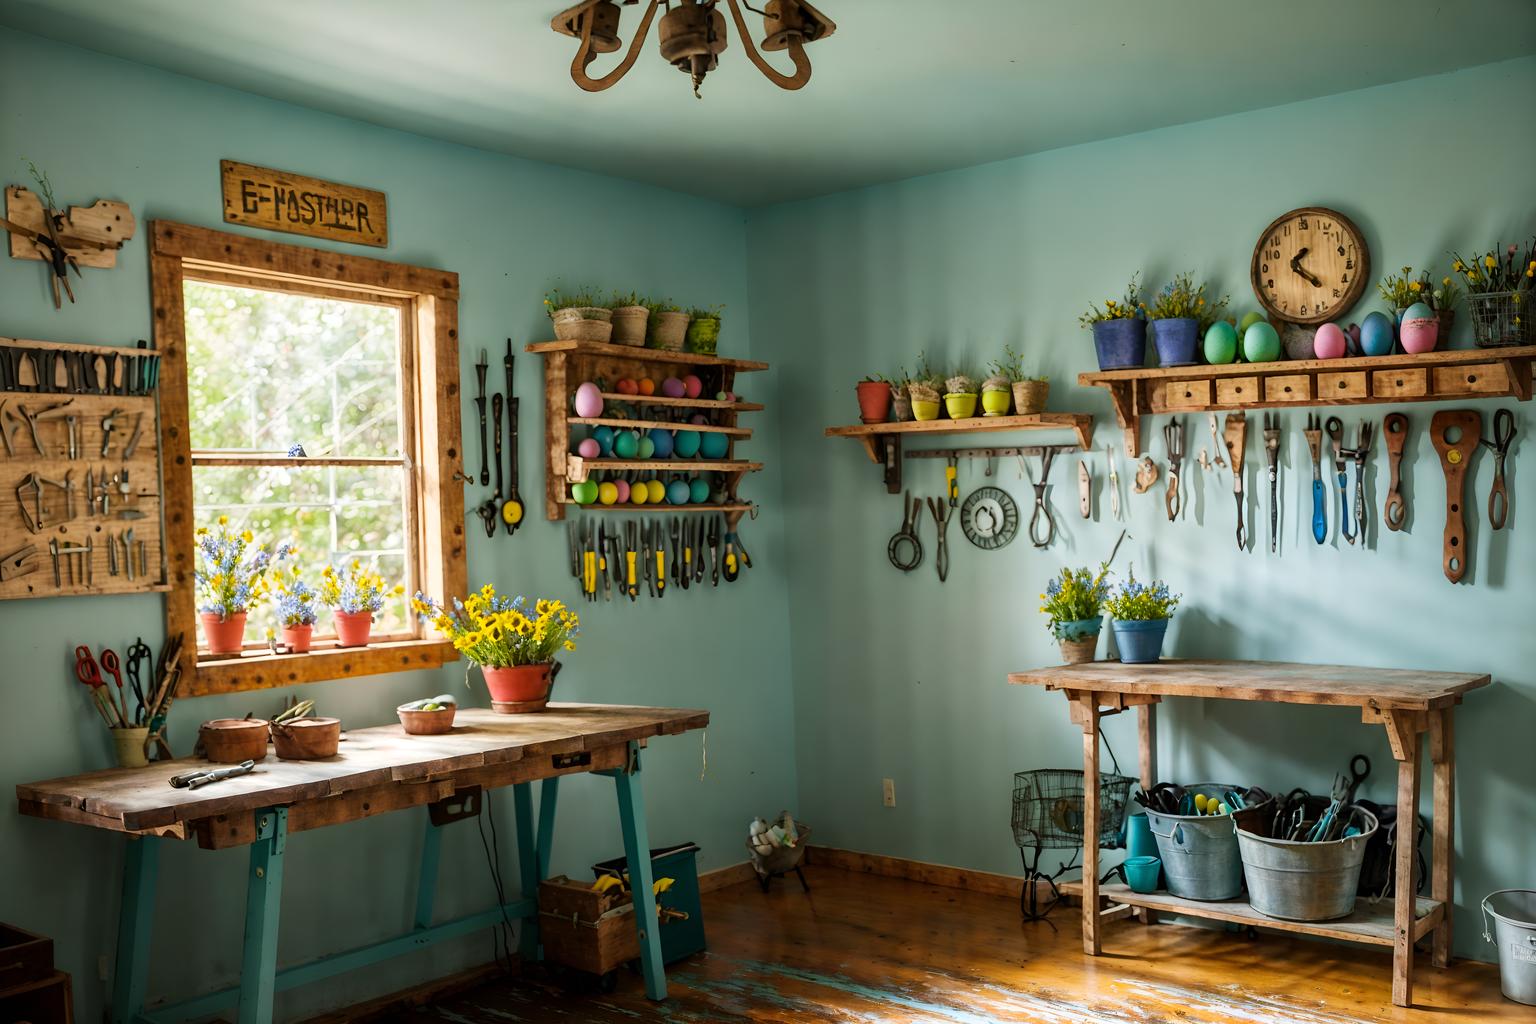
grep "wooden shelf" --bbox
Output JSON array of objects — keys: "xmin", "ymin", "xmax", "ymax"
[
  {"xmin": 1079, "ymin": 345, "xmax": 1536, "ymax": 457},
  {"xmin": 598, "ymin": 392, "xmax": 765, "ymax": 412},
  {"xmin": 569, "ymin": 416, "xmax": 751, "ymax": 437},
  {"xmin": 557, "ymin": 501, "xmax": 756, "ymax": 514},
  {"xmin": 825, "ymin": 413, "xmax": 1093, "ymax": 493},
  {"xmin": 527, "ymin": 340, "xmax": 768, "ymax": 372},
  {"xmin": 1061, "ymin": 881, "xmax": 1443, "ymax": 948},
  {"xmin": 566, "ymin": 456, "xmax": 762, "ymax": 482}
]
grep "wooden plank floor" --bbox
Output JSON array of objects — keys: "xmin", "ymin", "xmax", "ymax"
[{"xmin": 367, "ymin": 866, "xmax": 1521, "ymax": 1023}]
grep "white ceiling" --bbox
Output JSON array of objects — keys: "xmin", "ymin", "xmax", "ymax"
[{"xmin": 2, "ymin": 0, "xmax": 1533, "ymax": 206}]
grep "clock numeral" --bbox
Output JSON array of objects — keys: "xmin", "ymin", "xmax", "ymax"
[
  {"xmin": 1345, "ymin": 259, "xmax": 1354, "ymax": 270},
  {"xmin": 1299, "ymin": 217, "xmax": 1309, "ymax": 229},
  {"xmin": 1261, "ymin": 263, "xmax": 1269, "ymax": 274},
  {"xmin": 1282, "ymin": 225, "xmax": 1291, "ymax": 236},
  {"xmin": 1279, "ymin": 299, "xmax": 1289, "ymax": 311},
  {"xmin": 1316, "ymin": 300, "xmax": 1329, "ymax": 313},
  {"xmin": 1337, "ymin": 245, "xmax": 1346, "ymax": 256},
  {"xmin": 1267, "ymin": 279, "xmax": 1275, "ymax": 289},
  {"xmin": 1300, "ymin": 304, "xmax": 1309, "ymax": 315},
  {"xmin": 1332, "ymin": 288, "xmax": 1341, "ymax": 298},
  {"xmin": 1341, "ymin": 273, "xmax": 1349, "ymax": 284},
  {"xmin": 1270, "ymin": 234, "xmax": 1280, "ymax": 247}
]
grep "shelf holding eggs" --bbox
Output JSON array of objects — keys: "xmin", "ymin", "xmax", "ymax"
[
  {"xmin": 573, "ymin": 424, "xmax": 731, "ymax": 462},
  {"xmin": 570, "ymin": 471, "xmax": 721, "ymax": 507}
]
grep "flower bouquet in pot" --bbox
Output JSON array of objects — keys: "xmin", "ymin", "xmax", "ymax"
[
  {"xmin": 1448, "ymin": 239, "xmax": 1533, "ymax": 348},
  {"xmin": 413, "ymin": 585, "xmax": 580, "ymax": 713},
  {"xmin": 907, "ymin": 351, "xmax": 942, "ymax": 421},
  {"xmin": 890, "ymin": 365, "xmax": 914, "ymax": 421},
  {"xmin": 1378, "ymin": 267, "xmax": 1461, "ymax": 354},
  {"xmin": 943, "ymin": 368, "xmax": 978, "ymax": 419},
  {"xmin": 1080, "ymin": 274, "xmax": 1147, "ymax": 370},
  {"xmin": 1039, "ymin": 563, "xmax": 1112, "ymax": 664},
  {"xmin": 319, "ymin": 560, "xmax": 402, "ymax": 648},
  {"xmin": 194, "ymin": 517, "xmax": 285, "ymax": 654},
  {"xmin": 1148, "ymin": 272, "xmax": 1227, "ymax": 367},
  {"xmin": 685, "ymin": 304, "xmax": 724, "ymax": 354},
  {"xmin": 544, "ymin": 285, "xmax": 612, "ymax": 343},
  {"xmin": 273, "ymin": 563, "xmax": 321, "ymax": 653},
  {"xmin": 1105, "ymin": 569, "xmax": 1180, "ymax": 664}
]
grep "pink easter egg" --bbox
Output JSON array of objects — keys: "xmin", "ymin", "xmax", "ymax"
[
  {"xmin": 1313, "ymin": 323, "xmax": 1347, "ymax": 360},
  {"xmin": 661, "ymin": 377, "xmax": 686, "ymax": 399},
  {"xmin": 690, "ymin": 414, "xmax": 707, "ymax": 425},
  {"xmin": 573, "ymin": 382, "xmax": 604, "ymax": 418},
  {"xmin": 577, "ymin": 438, "xmax": 601, "ymax": 458},
  {"xmin": 683, "ymin": 374, "xmax": 703, "ymax": 398},
  {"xmin": 613, "ymin": 479, "xmax": 630, "ymax": 502},
  {"xmin": 1399, "ymin": 316, "xmax": 1439, "ymax": 355}
]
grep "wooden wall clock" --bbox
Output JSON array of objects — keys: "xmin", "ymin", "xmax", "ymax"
[{"xmin": 1250, "ymin": 207, "xmax": 1370, "ymax": 325}]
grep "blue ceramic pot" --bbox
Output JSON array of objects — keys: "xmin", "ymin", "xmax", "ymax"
[
  {"xmin": 1124, "ymin": 855, "xmax": 1162, "ymax": 894},
  {"xmin": 1125, "ymin": 814, "xmax": 1158, "ymax": 860},
  {"xmin": 1150, "ymin": 317, "xmax": 1200, "ymax": 367},
  {"xmin": 1091, "ymin": 318, "xmax": 1146, "ymax": 370},
  {"xmin": 1053, "ymin": 615, "xmax": 1103, "ymax": 642},
  {"xmin": 1112, "ymin": 617, "xmax": 1169, "ymax": 664}
]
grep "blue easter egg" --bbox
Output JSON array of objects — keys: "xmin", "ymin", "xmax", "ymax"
[
  {"xmin": 648, "ymin": 428, "xmax": 675, "ymax": 458},
  {"xmin": 1359, "ymin": 311, "xmax": 1394, "ymax": 356},
  {"xmin": 592, "ymin": 425, "xmax": 615, "ymax": 456},
  {"xmin": 666, "ymin": 480, "xmax": 690, "ymax": 505},
  {"xmin": 689, "ymin": 478, "xmax": 710, "ymax": 503},
  {"xmin": 673, "ymin": 430, "xmax": 701, "ymax": 458},
  {"xmin": 1402, "ymin": 301, "xmax": 1434, "ymax": 322},
  {"xmin": 699, "ymin": 432, "xmax": 730, "ymax": 459}
]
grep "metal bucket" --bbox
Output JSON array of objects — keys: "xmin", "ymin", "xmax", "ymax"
[
  {"xmin": 1144, "ymin": 782, "xmax": 1249, "ymax": 901},
  {"xmin": 1483, "ymin": 889, "xmax": 1536, "ymax": 1005},
  {"xmin": 1236, "ymin": 807, "xmax": 1377, "ymax": 921}
]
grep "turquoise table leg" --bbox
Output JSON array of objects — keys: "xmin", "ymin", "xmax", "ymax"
[
  {"xmin": 512, "ymin": 783, "xmax": 540, "ymax": 961},
  {"xmin": 415, "ymin": 816, "xmax": 443, "ymax": 930},
  {"xmin": 536, "ymin": 776, "xmax": 559, "ymax": 879},
  {"xmin": 238, "ymin": 807, "xmax": 288, "ymax": 1024},
  {"xmin": 612, "ymin": 742, "xmax": 666, "ymax": 1000},
  {"xmin": 112, "ymin": 835, "xmax": 159, "ymax": 1024}
]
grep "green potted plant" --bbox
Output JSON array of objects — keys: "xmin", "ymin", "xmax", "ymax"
[
  {"xmin": 414, "ymin": 585, "xmax": 580, "ymax": 714},
  {"xmin": 979, "ymin": 363, "xmax": 1012, "ymax": 417},
  {"xmin": 647, "ymin": 298, "xmax": 689, "ymax": 351},
  {"xmin": 1105, "ymin": 569, "xmax": 1180, "ymax": 664},
  {"xmin": 544, "ymin": 285, "xmax": 612, "ymax": 343},
  {"xmin": 273, "ymin": 563, "xmax": 321, "ymax": 653},
  {"xmin": 609, "ymin": 289, "xmax": 650, "ymax": 346},
  {"xmin": 194, "ymin": 517, "xmax": 285, "ymax": 655},
  {"xmin": 1081, "ymin": 274, "xmax": 1147, "ymax": 370},
  {"xmin": 1039, "ymin": 563, "xmax": 1111, "ymax": 664},
  {"xmin": 890, "ymin": 365, "xmax": 913, "ymax": 421},
  {"xmin": 943, "ymin": 369, "xmax": 978, "ymax": 419},
  {"xmin": 685, "ymin": 304, "xmax": 724, "ymax": 354},
  {"xmin": 994, "ymin": 344, "xmax": 1047, "ymax": 414},
  {"xmin": 1449, "ymin": 239, "xmax": 1536, "ymax": 347},
  {"xmin": 319, "ymin": 560, "xmax": 403, "ymax": 648},
  {"xmin": 855, "ymin": 373, "xmax": 892, "ymax": 423},
  {"xmin": 908, "ymin": 351, "xmax": 942, "ymax": 421},
  {"xmin": 1148, "ymin": 272, "xmax": 1227, "ymax": 367}
]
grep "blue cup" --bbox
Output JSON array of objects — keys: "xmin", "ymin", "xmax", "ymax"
[
  {"xmin": 1124, "ymin": 855, "xmax": 1162, "ymax": 894},
  {"xmin": 1125, "ymin": 813, "xmax": 1157, "ymax": 860}
]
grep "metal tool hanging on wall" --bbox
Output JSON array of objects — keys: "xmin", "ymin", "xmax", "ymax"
[
  {"xmin": 1223, "ymin": 413, "xmax": 1247, "ymax": 550},
  {"xmin": 501, "ymin": 340, "xmax": 524, "ymax": 534},
  {"xmin": 1026, "ymin": 447, "xmax": 1061, "ymax": 548},
  {"xmin": 1328, "ymin": 417, "xmax": 1372, "ymax": 545},
  {"xmin": 1162, "ymin": 418, "xmax": 1183, "ymax": 521},
  {"xmin": 926, "ymin": 496, "xmax": 952, "ymax": 582},
  {"xmin": 1305, "ymin": 414, "xmax": 1326, "ymax": 544},
  {"xmin": 1263, "ymin": 414, "xmax": 1281, "ymax": 554},
  {"xmin": 474, "ymin": 349, "xmax": 490, "ymax": 486},
  {"xmin": 1207, "ymin": 413, "xmax": 1226, "ymax": 471},
  {"xmin": 1481, "ymin": 407, "xmax": 1514, "ymax": 530},
  {"xmin": 1077, "ymin": 460, "xmax": 1091, "ymax": 519},
  {"xmin": 887, "ymin": 490, "xmax": 923, "ymax": 571},
  {"xmin": 1326, "ymin": 417, "xmax": 1351, "ymax": 544}
]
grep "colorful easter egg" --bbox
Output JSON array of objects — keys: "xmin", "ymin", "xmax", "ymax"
[
  {"xmin": 637, "ymin": 378, "xmax": 656, "ymax": 396},
  {"xmin": 667, "ymin": 480, "xmax": 690, "ymax": 505},
  {"xmin": 570, "ymin": 480, "xmax": 598, "ymax": 505},
  {"xmin": 683, "ymin": 374, "xmax": 703, "ymax": 398},
  {"xmin": 613, "ymin": 479, "xmax": 631, "ymax": 503},
  {"xmin": 1359, "ymin": 311, "xmax": 1394, "ymax": 356},
  {"xmin": 597, "ymin": 481, "xmax": 618, "ymax": 505},
  {"xmin": 1202, "ymin": 320, "xmax": 1238, "ymax": 365},
  {"xmin": 646, "ymin": 479, "xmax": 666, "ymax": 503},
  {"xmin": 577, "ymin": 438, "xmax": 601, "ymax": 459},
  {"xmin": 1313, "ymin": 322, "xmax": 1347, "ymax": 359},
  {"xmin": 1242, "ymin": 320, "xmax": 1281, "ymax": 362},
  {"xmin": 592, "ymin": 425, "xmax": 616, "ymax": 455},
  {"xmin": 673, "ymin": 430, "xmax": 701, "ymax": 458},
  {"xmin": 1399, "ymin": 303, "xmax": 1439, "ymax": 354},
  {"xmin": 637, "ymin": 436, "xmax": 656, "ymax": 460},
  {"xmin": 614, "ymin": 430, "xmax": 639, "ymax": 459},
  {"xmin": 699, "ymin": 431, "xmax": 730, "ymax": 459},
  {"xmin": 573, "ymin": 382, "xmax": 604, "ymax": 418},
  {"xmin": 689, "ymin": 478, "xmax": 710, "ymax": 503},
  {"xmin": 630, "ymin": 480, "xmax": 649, "ymax": 505},
  {"xmin": 662, "ymin": 377, "xmax": 687, "ymax": 399},
  {"xmin": 649, "ymin": 428, "xmax": 675, "ymax": 458},
  {"xmin": 615, "ymin": 378, "xmax": 638, "ymax": 396}
]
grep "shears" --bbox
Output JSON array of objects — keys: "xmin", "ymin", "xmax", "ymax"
[
  {"xmin": 1027, "ymin": 448, "xmax": 1058, "ymax": 549},
  {"xmin": 74, "ymin": 645, "xmax": 124, "ymax": 727},
  {"xmin": 124, "ymin": 637, "xmax": 153, "ymax": 726},
  {"xmin": 1481, "ymin": 407, "xmax": 1515, "ymax": 530},
  {"xmin": 1163, "ymin": 418, "xmax": 1184, "ymax": 521}
]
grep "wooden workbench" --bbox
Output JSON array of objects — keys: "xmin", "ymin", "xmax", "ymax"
[
  {"xmin": 16, "ymin": 703, "xmax": 708, "ymax": 1024},
  {"xmin": 1007, "ymin": 660, "xmax": 1489, "ymax": 1008}
]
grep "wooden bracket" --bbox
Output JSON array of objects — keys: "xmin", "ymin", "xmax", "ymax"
[
  {"xmin": 5, "ymin": 185, "xmax": 135, "ymax": 267},
  {"xmin": 1365, "ymin": 706, "xmax": 1427, "ymax": 761}
]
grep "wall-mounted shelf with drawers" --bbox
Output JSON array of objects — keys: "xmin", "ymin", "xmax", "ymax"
[{"xmin": 1080, "ymin": 346, "xmax": 1536, "ymax": 456}]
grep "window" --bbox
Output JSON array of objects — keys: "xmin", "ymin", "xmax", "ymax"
[{"xmin": 151, "ymin": 221, "xmax": 466, "ymax": 697}]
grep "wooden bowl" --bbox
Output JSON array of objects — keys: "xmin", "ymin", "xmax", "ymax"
[
  {"xmin": 270, "ymin": 717, "xmax": 341, "ymax": 760},
  {"xmin": 199, "ymin": 719, "xmax": 269, "ymax": 763},
  {"xmin": 397, "ymin": 704, "xmax": 456, "ymax": 735}
]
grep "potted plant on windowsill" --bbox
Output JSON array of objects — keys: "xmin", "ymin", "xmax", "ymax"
[
  {"xmin": 855, "ymin": 373, "xmax": 892, "ymax": 423},
  {"xmin": 414, "ymin": 585, "xmax": 580, "ymax": 713},
  {"xmin": 609, "ymin": 289, "xmax": 650, "ymax": 346},
  {"xmin": 1040, "ymin": 563, "xmax": 1112, "ymax": 664},
  {"xmin": 545, "ymin": 286, "xmax": 613, "ymax": 343},
  {"xmin": 273, "ymin": 563, "xmax": 320, "ymax": 653},
  {"xmin": 194, "ymin": 517, "xmax": 285, "ymax": 655},
  {"xmin": 1105, "ymin": 569, "xmax": 1180, "ymax": 664},
  {"xmin": 1148, "ymin": 272, "xmax": 1227, "ymax": 367},
  {"xmin": 685, "ymin": 304, "xmax": 724, "ymax": 354},
  {"xmin": 1081, "ymin": 274, "xmax": 1148, "ymax": 370},
  {"xmin": 320, "ymin": 560, "xmax": 403, "ymax": 648}
]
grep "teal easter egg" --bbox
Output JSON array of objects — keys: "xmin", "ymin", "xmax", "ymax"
[
  {"xmin": 1242, "ymin": 320, "xmax": 1281, "ymax": 362},
  {"xmin": 666, "ymin": 480, "xmax": 690, "ymax": 505},
  {"xmin": 699, "ymin": 432, "xmax": 730, "ymax": 459},
  {"xmin": 689, "ymin": 478, "xmax": 710, "ymax": 503},
  {"xmin": 649, "ymin": 428, "xmax": 675, "ymax": 458},
  {"xmin": 673, "ymin": 430, "xmax": 701, "ymax": 458},
  {"xmin": 1402, "ymin": 301, "xmax": 1434, "ymax": 322},
  {"xmin": 1359, "ymin": 311, "xmax": 1393, "ymax": 356},
  {"xmin": 592, "ymin": 425, "xmax": 616, "ymax": 456},
  {"xmin": 1203, "ymin": 320, "xmax": 1238, "ymax": 365},
  {"xmin": 637, "ymin": 436, "xmax": 656, "ymax": 460},
  {"xmin": 613, "ymin": 430, "xmax": 639, "ymax": 459}
]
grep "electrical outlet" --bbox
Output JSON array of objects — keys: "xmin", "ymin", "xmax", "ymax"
[{"xmin": 882, "ymin": 777, "xmax": 896, "ymax": 807}]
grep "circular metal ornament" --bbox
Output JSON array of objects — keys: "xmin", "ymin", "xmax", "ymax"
[{"xmin": 960, "ymin": 486, "xmax": 1019, "ymax": 550}]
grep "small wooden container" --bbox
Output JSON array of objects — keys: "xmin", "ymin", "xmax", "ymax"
[
  {"xmin": 270, "ymin": 718, "xmax": 341, "ymax": 760},
  {"xmin": 0, "ymin": 921, "xmax": 53, "ymax": 991},
  {"xmin": 199, "ymin": 719, "xmax": 269, "ymax": 763},
  {"xmin": 398, "ymin": 704, "xmax": 456, "ymax": 735}
]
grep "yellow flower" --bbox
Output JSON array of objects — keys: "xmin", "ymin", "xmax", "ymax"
[
  {"xmin": 1469, "ymin": 272, "xmax": 1479, "ymax": 282},
  {"xmin": 1410, "ymin": 281, "xmax": 1422, "ymax": 291},
  {"xmin": 217, "ymin": 514, "xmax": 229, "ymax": 526},
  {"xmin": 1485, "ymin": 255, "xmax": 1497, "ymax": 269},
  {"xmin": 1443, "ymin": 277, "xmax": 1452, "ymax": 287},
  {"xmin": 1453, "ymin": 260, "xmax": 1464, "ymax": 272},
  {"xmin": 240, "ymin": 529, "xmax": 254, "ymax": 543}
]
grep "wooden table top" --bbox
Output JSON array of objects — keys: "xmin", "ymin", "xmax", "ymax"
[
  {"xmin": 16, "ymin": 703, "xmax": 708, "ymax": 832},
  {"xmin": 1008, "ymin": 660, "xmax": 1489, "ymax": 711}
]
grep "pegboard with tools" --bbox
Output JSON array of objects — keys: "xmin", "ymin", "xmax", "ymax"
[{"xmin": 1, "ymin": 337, "xmax": 166, "ymax": 599}]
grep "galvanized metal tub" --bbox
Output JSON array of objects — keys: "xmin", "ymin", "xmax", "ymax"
[
  {"xmin": 1483, "ymin": 889, "xmax": 1536, "ymax": 1005},
  {"xmin": 1236, "ymin": 807, "xmax": 1377, "ymax": 921},
  {"xmin": 1144, "ymin": 782, "xmax": 1252, "ymax": 902}
]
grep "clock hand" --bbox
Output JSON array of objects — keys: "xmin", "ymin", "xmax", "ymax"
[{"xmin": 1290, "ymin": 247, "xmax": 1322, "ymax": 287}]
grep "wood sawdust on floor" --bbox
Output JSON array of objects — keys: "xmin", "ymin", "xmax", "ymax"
[{"xmin": 352, "ymin": 865, "xmax": 1521, "ymax": 1023}]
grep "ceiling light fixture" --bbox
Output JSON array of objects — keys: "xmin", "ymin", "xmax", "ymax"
[{"xmin": 551, "ymin": 0, "xmax": 836, "ymax": 98}]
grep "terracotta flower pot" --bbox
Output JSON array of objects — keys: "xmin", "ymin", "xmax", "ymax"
[
  {"xmin": 333, "ymin": 610, "xmax": 373, "ymax": 648},
  {"xmin": 200, "ymin": 611, "xmax": 248, "ymax": 655},
  {"xmin": 270, "ymin": 717, "xmax": 341, "ymax": 760},
  {"xmin": 855, "ymin": 381, "xmax": 892, "ymax": 423},
  {"xmin": 281, "ymin": 624, "xmax": 313, "ymax": 653},
  {"xmin": 199, "ymin": 718, "xmax": 269, "ymax": 763},
  {"xmin": 483, "ymin": 663, "xmax": 553, "ymax": 713}
]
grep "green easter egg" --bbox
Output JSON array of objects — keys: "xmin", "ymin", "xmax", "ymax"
[
  {"xmin": 1203, "ymin": 320, "xmax": 1238, "ymax": 365},
  {"xmin": 571, "ymin": 480, "xmax": 599, "ymax": 505},
  {"xmin": 1242, "ymin": 320, "xmax": 1281, "ymax": 362},
  {"xmin": 614, "ymin": 430, "xmax": 639, "ymax": 459},
  {"xmin": 1238, "ymin": 311, "xmax": 1266, "ymax": 336}
]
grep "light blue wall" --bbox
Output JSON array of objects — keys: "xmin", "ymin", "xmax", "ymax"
[
  {"xmin": 0, "ymin": 28, "xmax": 795, "ymax": 1021},
  {"xmin": 746, "ymin": 57, "xmax": 1536, "ymax": 962}
]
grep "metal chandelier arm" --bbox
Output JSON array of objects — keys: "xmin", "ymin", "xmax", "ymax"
[
  {"xmin": 570, "ymin": 0, "xmax": 663, "ymax": 94},
  {"xmin": 723, "ymin": 0, "xmax": 813, "ymax": 91}
]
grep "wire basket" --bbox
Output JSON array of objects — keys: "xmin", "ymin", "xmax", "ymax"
[
  {"xmin": 1012, "ymin": 769, "xmax": 1135, "ymax": 851},
  {"xmin": 1467, "ymin": 290, "xmax": 1534, "ymax": 348}
]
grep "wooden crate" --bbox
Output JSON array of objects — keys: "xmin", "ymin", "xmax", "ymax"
[
  {"xmin": 0, "ymin": 922, "xmax": 52, "ymax": 991},
  {"xmin": 0, "ymin": 969, "xmax": 73, "ymax": 1024},
  {"xmin": 537, "ymin": 875, "xmax": 639, "ymax": 976}
]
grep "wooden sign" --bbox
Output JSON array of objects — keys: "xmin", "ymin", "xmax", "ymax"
[{"xmin": 220, "ymin": 160, "xmax": 388, "ymax": 248}]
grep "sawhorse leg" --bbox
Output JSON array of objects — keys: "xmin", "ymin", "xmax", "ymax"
[
  {"xmin": 239, "ymin": 807, "xmax": 288, "ymax": 1024},
  {"xmin": 513, "ymin": 777, "xmax": 560, "ymax": 962},
  {"xmin": 112, "ymin": 835, "xmax": 160, "ymax": 1024},
  {"xmin": 416, "ymin": 817, "xmax": 444, "ymax": 930},
  {"xmin": 1430, "ymin": 707, "xmax": 1455, "ymax": 968},
  {"xmin": 606, "ymin": 741, "xmax": 666, "ymax": 1000},
  {"xmin": 1075, "ymin": 694, "xmax": 1102, "ymax": 956},
  {"xmin": 1380, "ymin": 711, "xmax": 1425, "ymax": 1007}
]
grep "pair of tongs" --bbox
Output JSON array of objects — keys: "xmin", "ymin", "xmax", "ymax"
[{"xmin": 169, "ymin": 759, "xmax": 256, "ymax": 789}]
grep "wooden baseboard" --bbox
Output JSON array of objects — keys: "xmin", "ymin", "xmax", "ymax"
[
  {"xmin": 698, "ymin": 859, "xmax": 758, "ymax": 893},
  {"xmin": 807, "ymin": 845, "xmax": 1031, "ymax": 899}
]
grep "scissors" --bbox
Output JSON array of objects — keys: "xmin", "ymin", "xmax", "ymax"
[
  {"xmin": 99, "ymin": 648, "xmax": 130, "ymax": 725},
  {"xmin": 1480, "ymin": 407, "xmax": 1515, "ymax": 530},
  {"xmin": 925, "ymin": 496, "xmax": 951, "ymax": 583},
  {"xmin": 74, "ymin": 645, "xmax": 122, "ymax": 727},
  {"xmin": 1027, "ymin": 448, "xmax": 1058, "ymax": 548},
  {"xmin": 1163, "ymin": 418, "xmax": 1184, "ymax": 521},
  {"xmin": 125, "ymin": 637, "xmax": 153, "ymax": 726},
  {"xmin": 887, "ymin": 491, "xmax": 923, "ymax": 572}
]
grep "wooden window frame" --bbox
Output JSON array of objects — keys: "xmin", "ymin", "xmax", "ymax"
[{"xmin": 151, "ymin": 221, "xmax": 466, "ymax": 697}]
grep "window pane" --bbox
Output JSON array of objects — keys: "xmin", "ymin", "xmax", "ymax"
[
  {"xmin": 184, "ymin": 280, "xmax": 403, "ymax": 458},
  {"xmin": 192, "ymin": 465, "xmax": 412, "ymax": 641}
]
